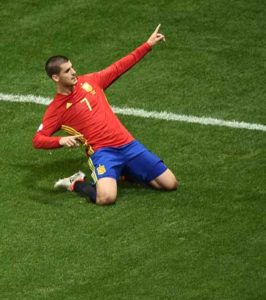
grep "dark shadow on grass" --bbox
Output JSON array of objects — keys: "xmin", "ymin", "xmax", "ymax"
[
  {"xmin": 14, "ymin": 157, "xmax": 85, "ymax": 206},
  {"xmin": 14, "ymin": 156, "xmax": 165, "ymax": 206}
]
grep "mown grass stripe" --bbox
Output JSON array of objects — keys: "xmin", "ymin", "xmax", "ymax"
[{"xmin": 0, "ymin": 92, "xmax": 265, "ymax": 132}]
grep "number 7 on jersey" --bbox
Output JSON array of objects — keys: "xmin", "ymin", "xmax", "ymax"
[{"xmin": 81, "ymin": 98, "xmax": 92, "ymax": 111}]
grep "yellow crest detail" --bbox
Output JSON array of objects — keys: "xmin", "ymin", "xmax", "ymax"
[
  {"xmin": 66, "ymin": 102, "xmax": 72, "ymax": 109},
  {"xmin": 82, "ymin": 82, "xmax": 93, "ymax": 92},
  {"xmin": 97, "ymin": 165, "xmax": 106, "ymax": 175}
]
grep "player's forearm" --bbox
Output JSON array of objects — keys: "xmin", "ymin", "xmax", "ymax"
[
  {"xmin": 115, "ymin": 42, "xmax": 152, "ymax": 74},
  {"xmin": 32, "ymin": 133, "xmax": 61, "ymax": 149},
  {"xmin": 98, "ymin": 42, "xmax": 152, "ymax": 89}
]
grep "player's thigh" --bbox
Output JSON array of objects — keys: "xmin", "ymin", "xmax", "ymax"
[
  {"xmin": 96, "ymin": 177, "xmax": 117, "ymax": 205},
  {"xmin": 125, "ymin": 149, "xmax": 167, "ymax": 183},
  {"xmin": 149, "ymin": 169, "xmax": 178, "ymax": 190}
]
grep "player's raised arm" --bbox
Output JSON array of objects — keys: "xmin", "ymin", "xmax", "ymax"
[{"xmin": 96, "ymin": 25, "xmax": 165, "ymax": 90}]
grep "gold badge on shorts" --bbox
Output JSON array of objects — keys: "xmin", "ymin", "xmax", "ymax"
[{"xmin": 97, "ymin": 165, "xmax": 106, "ymax": 175}]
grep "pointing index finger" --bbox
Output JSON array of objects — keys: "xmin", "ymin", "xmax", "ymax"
[{"xmin": 154, "ymin": 24, "xmax": 161, "ymax": 34}]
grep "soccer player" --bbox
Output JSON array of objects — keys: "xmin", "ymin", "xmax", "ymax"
[{"xmin": 33, "ymin": 25, "xmax": 178, "ymax": 205}]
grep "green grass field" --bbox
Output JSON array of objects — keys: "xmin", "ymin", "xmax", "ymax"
[{"xmin": 0, "ymin": 0, "xmax": 265, "ymax": 299}]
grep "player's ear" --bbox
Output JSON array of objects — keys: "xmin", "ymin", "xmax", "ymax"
[{"xmin": 52, "ymin": 74, "xmax": 60, "ymax": 83}]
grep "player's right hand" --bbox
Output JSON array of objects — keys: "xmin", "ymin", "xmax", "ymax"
[{"xmin": 59, "ymin": 135, "xmax": 83, "ymax": 147}]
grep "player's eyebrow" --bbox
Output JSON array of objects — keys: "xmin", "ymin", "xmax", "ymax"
[{"xmin": 64, "ymin": 65, "xmax": 73, "ymax": 73}]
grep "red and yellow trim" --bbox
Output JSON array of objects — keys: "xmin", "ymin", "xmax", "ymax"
[
  {"xmin": 61, "ymin": 125, "xmax": 97, "ymax": 184},
  {"xmin": 61, "ymin": 125, "xmax": 94, "ymax": 156}
]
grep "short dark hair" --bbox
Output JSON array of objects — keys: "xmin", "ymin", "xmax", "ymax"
[{"xmin": 45, "ymin": 55, "xmax": 69, "ymax": 78}]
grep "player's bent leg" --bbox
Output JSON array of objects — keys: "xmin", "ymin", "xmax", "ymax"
[
  {"xmin": 149, "ymin": 169, "xmax": 179, "ymax": 191},
  {"xmin": 96, "ymin": 177, "xmax": 117, "ymax": 205}
]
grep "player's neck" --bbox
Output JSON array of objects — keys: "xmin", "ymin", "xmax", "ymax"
[{"xmin": 56, "ymin": 84, "xmax": 74, "ymax": 95}]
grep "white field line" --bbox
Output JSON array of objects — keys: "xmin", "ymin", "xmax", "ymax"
[{"xmin": 0, "ymin": 92, "xmax": 266, "ymax": 132}]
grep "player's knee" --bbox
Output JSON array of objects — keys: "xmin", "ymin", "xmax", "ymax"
[
  {"xmin": 160, "ymin": 173, "xmax": 179, "ymax": 191},
  {"xmin": 160, "ymin": 174, "xmax": 179, "ymax": 191},
  {"xmin": 166, "ymin": 178, "xmax": 179, "ymax": 191},
  {"xmin": 96, "ymin": 192, "xmax": 116, "ymax": 205}
]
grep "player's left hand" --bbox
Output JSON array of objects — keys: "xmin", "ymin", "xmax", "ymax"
[
  {"xmin": 59, "ymin": 135, "xmax": 83, "ymax": 147},
  {"xmin": 147, "ymin": 24, "xmax": 166, "ymax": 47}
]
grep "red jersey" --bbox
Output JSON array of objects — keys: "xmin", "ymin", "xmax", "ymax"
[{"xmin": 33, "ymin": 42, "xmax": 151, "ymax": 154}]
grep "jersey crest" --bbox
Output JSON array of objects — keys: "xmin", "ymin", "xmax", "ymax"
[{"xmin": 81, "ymin": 82, "xmax": 96, "ymax": 95}]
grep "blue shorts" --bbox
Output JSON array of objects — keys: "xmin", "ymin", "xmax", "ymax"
[{"xmin": 90, "ymin": 140, "xmax": 167, "ymax": 183}]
